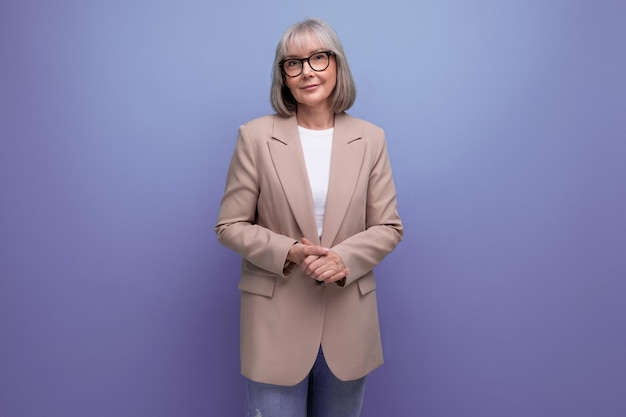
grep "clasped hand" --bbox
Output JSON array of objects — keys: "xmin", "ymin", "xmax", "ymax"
[{"xmin": 287, "ymin": 237, "xmax": 350, "ymax": 284}]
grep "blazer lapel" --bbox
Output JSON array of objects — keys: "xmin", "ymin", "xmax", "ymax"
[
  {"xmin": 321, "ymin": 113, "xmax": 365, "ymax": 247},
  {"xmin": 268, "ymin": 116, "xmax": 320, "ymax": 244}
]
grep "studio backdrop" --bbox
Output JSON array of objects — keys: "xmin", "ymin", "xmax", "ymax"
[{"xmin": 1, "ymin": 1, "xmax": 625, "ymax": 416}]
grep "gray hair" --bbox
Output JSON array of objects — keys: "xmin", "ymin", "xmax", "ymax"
[{"xmin": 270, "ymin": 18, "xmax": 356, "ymax": 117}]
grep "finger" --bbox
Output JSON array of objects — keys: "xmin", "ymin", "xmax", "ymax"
[
  {"xmin": 312, "ymin": 261, "xmax": 343, "ymax": 280},
  {"xmin": 305, "ymin": 257, "xmax": 327, "ymax": 276},
  {"xmin": 300, "ymin": 238, "xmax": 329, "ymax": 255},
  {"xmin": 321, "ymin": 266, "xmax": 348, "ymax": 282},
  {"xmin": 314, "ymin": 267, "xmax": 334, "ymax": 281},
  {"xmin": 324, "ymin": 268, "xmax": 350, "ymax": 283},
  {"xmin": 305, "ymin": 247, "xmax": 329, "ymax": 258},
  {"xmin": 301, "ymin": 254, "xmax": 321, "ymax": 272}
]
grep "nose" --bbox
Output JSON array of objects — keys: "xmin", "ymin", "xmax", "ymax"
[{"xmin": 301, "ymin": 59, "xmax": 314, "ymax": 76}]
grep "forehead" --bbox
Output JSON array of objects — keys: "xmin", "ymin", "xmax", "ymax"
[{"xmin": 285, "ymin": 32, "xmax": 326, "ymax": 57}]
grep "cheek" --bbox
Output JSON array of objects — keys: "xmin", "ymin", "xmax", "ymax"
[
  {"xmin": 328, "ymin": 66, "xmax": 338, "ymax": 88},
  {"xmin": 284, "ymin": 79, "xmax": 298, "ymax": 95},
  {"xmin": 286, "ymin": 73, "xmax": 300, "ymax": 87},
  {"xmin": 328, "ymin": 74, "xmax": 337, "ymax": 91}
]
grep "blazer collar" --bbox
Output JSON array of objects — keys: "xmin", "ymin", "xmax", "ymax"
[{"xmin": 271, "ymin": 113, "xmax": 360, "ymax": 145}]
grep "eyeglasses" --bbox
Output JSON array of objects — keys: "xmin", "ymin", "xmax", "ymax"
[{"xmin": 279, "ymin": 51, "xmax": 335, "ymax": 77}]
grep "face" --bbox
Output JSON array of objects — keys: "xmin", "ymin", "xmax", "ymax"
[{"xmin": 283, "ymin": 36, "xmax": 337, "ymax": 113}]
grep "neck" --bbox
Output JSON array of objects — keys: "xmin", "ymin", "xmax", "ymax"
[{"xmin": 296, "ymin": 106, "xmax": 334, "ymax": 130}]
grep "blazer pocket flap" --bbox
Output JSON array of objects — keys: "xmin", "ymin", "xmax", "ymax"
[
  {"xmin": 238, "ymin": 274, "xmax": 276, "ymax": 298},
  {"xmin": 356, "ymin": 273, "xmax": 376, "ymax": 296}
]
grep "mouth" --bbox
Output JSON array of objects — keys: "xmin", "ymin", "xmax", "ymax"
[{"xmin": 301, "ymin": 84, "xmax": 320, "ymax": 91}]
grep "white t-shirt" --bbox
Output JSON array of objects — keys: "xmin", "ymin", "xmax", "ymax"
[{"xmin": 298, "ymin": 126, "xmax": 333, "ymax": 238}]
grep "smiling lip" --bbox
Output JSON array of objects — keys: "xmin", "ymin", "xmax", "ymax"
[{"xmin": 302, "ymin": 84, "xmax": 319, "ymax": 90}]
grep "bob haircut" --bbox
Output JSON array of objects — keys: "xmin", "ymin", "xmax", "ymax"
[{"xmin": 270, "ymin": 18, "xmax": 356, "ymax": 117}]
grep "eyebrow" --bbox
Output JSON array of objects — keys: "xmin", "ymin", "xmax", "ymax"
[{"xmin": 283, "ymin": 48, "xmax": 327, "ymax": 59}]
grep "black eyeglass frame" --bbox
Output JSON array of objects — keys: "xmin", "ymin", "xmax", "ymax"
[{"xmin": 279, "ymin": 51, "xmax": 335, "ymax": 78}]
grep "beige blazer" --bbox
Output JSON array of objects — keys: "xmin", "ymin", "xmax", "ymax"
[{"xmin": 215, "ymin": 112, "xmax": 403, "ymax": 386}]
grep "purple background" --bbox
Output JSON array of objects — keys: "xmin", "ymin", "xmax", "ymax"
[{"xmin": 1, "ymin": 1, "xmax": 625, "ymax": 416}]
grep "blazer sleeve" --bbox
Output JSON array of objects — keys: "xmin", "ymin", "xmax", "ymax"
[
  {"xmin": 331, "ymin": 129, "xmax": 403, "ymax": 287},
  {"xmin": 214, "ymin": 125, "xmax": 297, "ymax": 277}
]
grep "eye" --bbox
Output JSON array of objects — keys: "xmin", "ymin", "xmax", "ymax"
[
  {"xmin": 285, "ymin": 59, "xmax": 300, "ymax": 68},
  {"xmin": 311, "ymin": 53, "xmax": 326, "ymax": 62}
]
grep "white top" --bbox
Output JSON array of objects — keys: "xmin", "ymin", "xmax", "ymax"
[{"xmin": 298, "ymin": 126, "xmax": 333, "ymax": 238}]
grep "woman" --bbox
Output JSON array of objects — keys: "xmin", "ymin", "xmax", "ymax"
[{"xmin": 215, "ymin": 18, "xmax": 403, "ymax": 417}]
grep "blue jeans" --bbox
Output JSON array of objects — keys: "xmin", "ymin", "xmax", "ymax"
[{"xmin": 246, "ymin": 347, "xmax": 366, "ymax": 417}]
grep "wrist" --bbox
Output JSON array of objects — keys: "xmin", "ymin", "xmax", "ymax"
[{"xmin": 286, "ymin": 241, "xmax": 300, "ymax": 264}]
